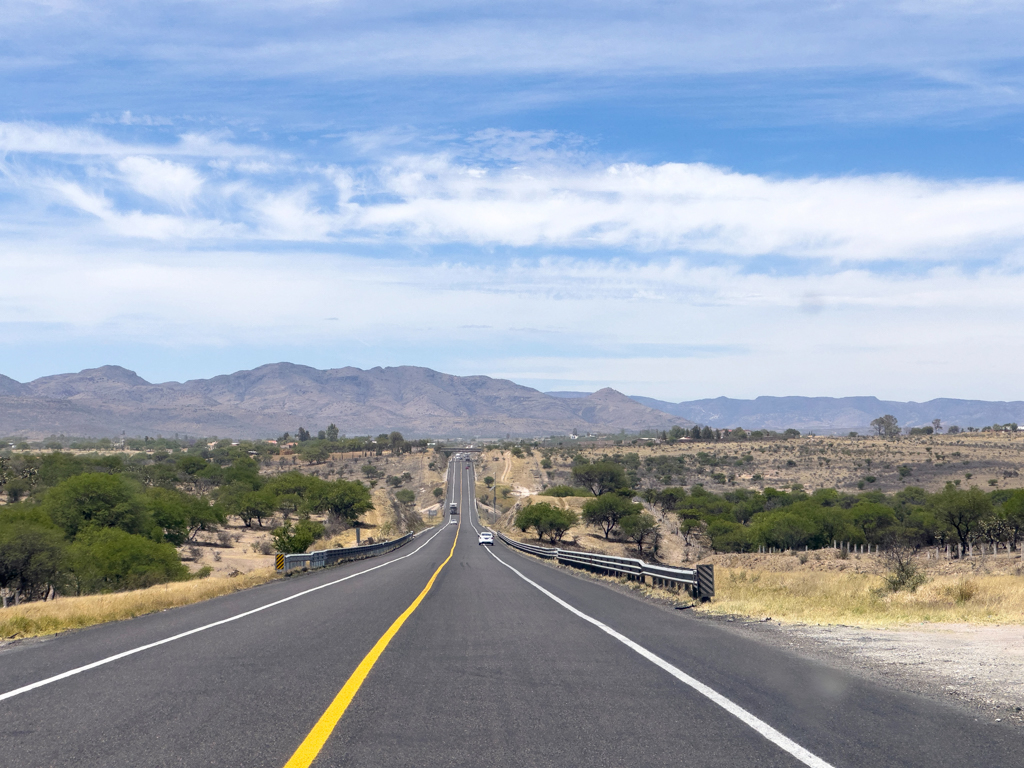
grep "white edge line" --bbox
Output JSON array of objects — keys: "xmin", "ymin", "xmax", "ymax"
[
  {"xmin": 0, "ymin": 519, "xmax": 453, "ymax": 703},
  {"xmin": 483, "ymin": 545, "xmax": 836, "ymax": 768}
]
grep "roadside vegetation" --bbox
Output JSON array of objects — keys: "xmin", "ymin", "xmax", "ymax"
[
  {"xmin": 0, "ymin": 568, "xmax": 278, "ymax": 640},
  {"xmin": 0, "ymin": 430, "xmax": 442, "ymax": 611},
  {"xmin": 696, "ymin": 568, "xmax": 1024, "ymax": 628},
  {"xmin": 489, "ymin": 428, "xmax": 1024, "ymax": 626}
]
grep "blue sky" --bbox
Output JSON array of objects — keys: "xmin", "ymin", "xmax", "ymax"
[{"xmin": 3, "ymin": 1, "xmax": 1024, "ymax": 401}]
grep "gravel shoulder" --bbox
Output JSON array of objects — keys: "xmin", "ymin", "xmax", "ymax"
[{"xmin": 697, "ymin": 614, "xmax": 1024, "ymax": 727}]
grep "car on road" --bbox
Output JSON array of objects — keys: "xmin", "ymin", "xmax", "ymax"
[{"xmin": 478, "ymin": 532, "xmax": 494, "ymax": 546}]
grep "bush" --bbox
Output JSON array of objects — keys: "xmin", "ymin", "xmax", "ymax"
[
  {"xmin": 879, "ymin": 537, "xmax": 926, "ymax": 593},
  {"xmin": 67, "ymin": 528, "xmax": 189, "ymax": 594},
  {"xmin": 543, "ymin": 485, "xmax": 593, "ymax": 498},
  {"xmin": 270, "ymin": 520, "xmax": 325, "ymax": 554}
]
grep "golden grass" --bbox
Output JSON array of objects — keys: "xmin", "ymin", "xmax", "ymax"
[
  {"xmin": 0, "ymin": 569, "xmax": 279, "ymax": 641},
  {"xmin": 696, "ymin": 567, "xmax": 1024, "ymax": 628}
]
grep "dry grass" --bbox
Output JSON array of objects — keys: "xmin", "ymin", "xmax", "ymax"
[
  {"xmin": 0, "ymin": 569, "xmax": 279, "ymax": 641},
  {"xmin": 697, "ymin": 568, "xmax": 1024, "ymax": 628}
]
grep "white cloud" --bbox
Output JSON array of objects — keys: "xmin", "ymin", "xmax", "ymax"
[
  {"xmin": 0, "ymin": 121, "xmax": 275, "ymax": 160},
  {"xmin": 346, "ymin": 156, "xmax": 1024, "ymax": 261},
  {"xmin": 7, "ymin": 124, "xmax": 1024, "ymax": 263},
  {"xmin": 1, "ymin": 247, "xmax": 1022, "ymax": 399},
  {"xmin": 117, "ymin": 156, "xmax": 203, "ymax": 209}
]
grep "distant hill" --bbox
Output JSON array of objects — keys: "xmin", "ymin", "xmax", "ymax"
[
  {"xmin": 0, "ymin": 364, "xmax": 692, "ymax": 439},
  {"xmin": 628, "ymin": 395, "xmax": 1024, "ymax": 433}
]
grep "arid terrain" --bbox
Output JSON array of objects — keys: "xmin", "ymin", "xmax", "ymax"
[{"xmin": 180, "ymin": 447, "xmax": 448, "ymax": 577}]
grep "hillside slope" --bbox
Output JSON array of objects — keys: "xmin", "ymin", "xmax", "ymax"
[{"xmin": 0, "ymin": 363, "xmax": 691, "ymax": 439}]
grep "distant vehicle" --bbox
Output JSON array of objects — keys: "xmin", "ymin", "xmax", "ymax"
[
  {"xmin": 450, "ymin": 501, "xmax": 458, "ymax": 515},
  {"xmin": 478, "ymin": 532, "xmax": 494, "ymax": 546}
]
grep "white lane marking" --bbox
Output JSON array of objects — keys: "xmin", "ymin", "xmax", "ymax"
[
  {"xmin": 0, "ymin": 521, "xmax": 454, "ymax": 703},
  {"xmin": 483, "ymin": 546, "xmax": 835, "ymax": 768}
]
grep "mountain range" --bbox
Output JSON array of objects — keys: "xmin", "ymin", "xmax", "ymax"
[
  {"xmin": 0, "ymin": 364, "xmax": 692, "ymax": 439},
  {"xmin": 3, "ymin": 363, "xmax": 1020, "ymax": 440}
]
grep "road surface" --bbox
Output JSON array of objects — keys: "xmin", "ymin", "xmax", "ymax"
[{"xmin": 1, "ymin": 457, "xmax": 1021, "ymax": 766}]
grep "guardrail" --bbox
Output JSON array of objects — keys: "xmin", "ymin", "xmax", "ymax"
[
  {"xmin": 275, "ymin": 532, "xmax": 415, "ymax": 575},
  {"xmin": 496, "ymin": 532, "xmax": 714, "ymax": 599}
]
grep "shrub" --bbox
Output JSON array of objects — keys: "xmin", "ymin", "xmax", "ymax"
[
  {"xmin": 270, "ymin": 520, "xmax": 325, "ymax": 554},
  {"xmin": 67, "ymin": 528, "xmax": 189, "ymax": 594},
  {"xmin": 944, "ymin": 578, "xmax": 977, "ymax": 603},
  {"xmin": 543, "ymin": 485, "xmax": 593, "ymax": 497},
  {"xmin": 879, "ymin": 536, "xmax": 926, "ymax": 593}
]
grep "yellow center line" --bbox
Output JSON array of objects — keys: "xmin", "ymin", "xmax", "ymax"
[{"xmin": 282, "ymin": 465, "xmax": 462, "ymax": 768}]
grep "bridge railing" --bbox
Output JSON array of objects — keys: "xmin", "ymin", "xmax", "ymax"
[
  {"xmin": 275, "ymin": 532, "xmax": 415, "ymax": 575},
  {"xmin": 496, "ymin": 532, "xmax": 714, "ymax": 599}
]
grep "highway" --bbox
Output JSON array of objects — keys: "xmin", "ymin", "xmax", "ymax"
[{"xmin": 1, "ymin": 456, "xmax": 1022, "ymax": 767}]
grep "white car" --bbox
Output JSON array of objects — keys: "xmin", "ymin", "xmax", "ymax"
[{"xmin": 478, "ymin": 531, "xmax": 494, "ymax": 546}]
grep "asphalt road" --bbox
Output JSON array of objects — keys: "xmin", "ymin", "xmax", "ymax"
[{"xmin": 1, "ymin": 456, "xmax": 1022, "ymax": 767}]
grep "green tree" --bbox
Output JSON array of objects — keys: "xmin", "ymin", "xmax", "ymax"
[
  {"xmin": 572, "ymin": 461, "xmax": 627, "ymax": 496},
  {"xmin": 870, "ymin": 414, "xmax": 900, "ymax": 438},
  {"xmin": 223, "ymin": 456, "xmax": 261, "ymax": 488},
  {"xmin": 43, "ymin": 474, "xmax": 150, "ymax": 538},
  {"xmin": 395, "ymin": 488, "xmax": 415, "ymax": 508},
  {"xmin": 0, "ymin": 511, "xmax": 67, "ymax": 606},
  {"xmin": 144, "ymin": 487, "xmax": 225, "ymax": 545},
  {"xmin": 237, "ymin": 489, "xmax": 277, "ymax": 528},
  {"xmin": 306, "ymin": 480, "xmax": 374, "ymax": 523},
  {"xmin": 483, "ymin": 476, "xmax": 495, "ymax": 488},
  {"xmin": 326, "ymin": 423, "xmax": 340, "ymax": 441},
  {"xmin": 514, "ymin": 502, "xmax": 576, "ymax": 543},
  {"xmin": 305, "ymin": 444, "xmax": 331, "ymax": 465},
  {"xmin": 581, "ymin": 494, "xmax": 642, "ymax": 539},
  {"xmin": 176, "ymin": 454, "xmax": 208, "ymax": 476},
  {"xmin": 620, "ymin": 513, "xmax": 660, "ymax": 555},
  {"xmin": 999, "ymin": 491, "xmax": 1024, "ymax": 550},
  {"xmin": 931, "ymin": 485, "xmax": 992, "ymax": 555}
]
